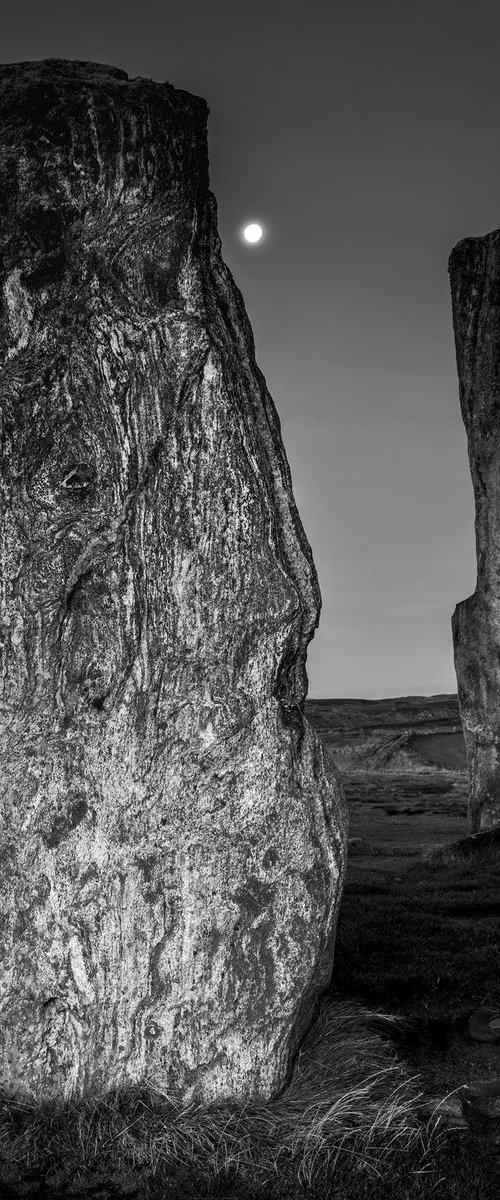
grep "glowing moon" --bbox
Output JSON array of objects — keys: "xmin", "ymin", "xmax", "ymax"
[{"xmin": 243, "ymin": 223, "xmax": 263, "ymax": 243}]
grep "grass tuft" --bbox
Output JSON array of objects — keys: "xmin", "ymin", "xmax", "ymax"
[
  {"xmin": 0, "ymin": 998, "xmax": 430, "ymax": 1197},
  {"xmin": 422, "ymin": 826, "xmax": 500, "ymax": 867}
]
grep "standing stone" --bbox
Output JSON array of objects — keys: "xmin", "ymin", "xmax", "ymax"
[
  {"xmin": 449, "ymin": 231, "xmax": 500, "ymax": 831},
  {"xmin": 0, "ymin": 60, "xmax": 347, "ymax": 1105}
]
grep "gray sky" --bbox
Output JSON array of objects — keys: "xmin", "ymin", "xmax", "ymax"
[{"xmin": 4, "ymin": 0, "xmax": 498, "ymax": 697}]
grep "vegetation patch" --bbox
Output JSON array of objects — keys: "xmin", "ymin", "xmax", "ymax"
[{"xmin": 0, "ymin": 999, "xmax": 430, "ymax": 1199}]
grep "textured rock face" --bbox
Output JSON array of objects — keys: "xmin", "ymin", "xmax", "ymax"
[
  {"xmin": 449, "ymin": 231, "xmax": 500, "ymax": 832},
  {"xmin": 0, "ymin": 60, "xmax": 347, "ymax": 1105}
]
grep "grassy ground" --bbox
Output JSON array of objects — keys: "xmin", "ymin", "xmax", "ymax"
[
  {"xmin": 334, "ymin": 854, "xmax": 500, "ymax": 1018},
  {"xmin": 326, "ymin": 765, "xmax": 500, "ymax": 1199},
  {"xmin": 0, "ymin": 996, "xmax": 434, "ymax": 1200},
  {"xmin": 2, "ymin": 748, "xmax": 500, "ymax": 1198}
]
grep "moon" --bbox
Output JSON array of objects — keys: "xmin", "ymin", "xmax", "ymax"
[{"xmin": 243, "ymin": 222, "xmax": 263, "ymax": 244}]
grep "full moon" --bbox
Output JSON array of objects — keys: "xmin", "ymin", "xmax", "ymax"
[{"xmin": 243, "ymin": 223, "xmax": 263, "ymax": 243}]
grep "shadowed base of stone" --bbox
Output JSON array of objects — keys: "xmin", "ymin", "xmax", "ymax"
[
  {"xmin": 422, "ymin": 1077, "xmax": 500, "ymax": 1147},
  {"xmin": 0, "ymin": 998, "xmax": 431, "ymax": 1198},
  {"xmin": 461, "ymin": 1078, "xmax": 500, "ymax": 1144},
  {"xmin": 422, "ymin": 825, "xmax": 500, "ymax": 866},
  {"xmin": 462, "ymin": 1006, "xmax": 500, "ymax": 1044}
]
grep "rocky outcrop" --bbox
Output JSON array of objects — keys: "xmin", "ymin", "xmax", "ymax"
[
  {"xmin": 449, "ymin": 232, "xmax": 500, "ymax": 831},
  {"xmin": 0, "ymin": 60, "xmax": 347, "ymax": 1105}
]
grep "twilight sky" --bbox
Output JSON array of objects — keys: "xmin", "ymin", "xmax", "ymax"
[{"xmin": 4, "ymin": 0, "xmax": 500, "ymax": 698}]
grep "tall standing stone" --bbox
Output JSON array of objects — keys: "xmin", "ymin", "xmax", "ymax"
[
  {"xmin": 449, "ymin": 230, "xmax": 500, "ymax": 831},
  {"xmin": 0, "ymin": 60, "xmax": 347, "ymax": 1104}
]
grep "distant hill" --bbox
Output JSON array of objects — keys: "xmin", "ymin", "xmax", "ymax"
[{"xmin": 305, "ymin": 695, "xmax": 466, "ymax": 772}]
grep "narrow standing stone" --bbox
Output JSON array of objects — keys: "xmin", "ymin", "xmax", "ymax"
[
  {"xmin": 0, "ymin": 60, "xmax": 347, "ymax": 1104},
  {"xmin": 449, "ymin": 231, "xmax": 500, "ymax": 831}
]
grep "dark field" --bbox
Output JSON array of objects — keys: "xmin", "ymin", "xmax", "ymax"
[{"xmin": 306, "ymin": 694, "xmax": 500, "ymax": 1199}]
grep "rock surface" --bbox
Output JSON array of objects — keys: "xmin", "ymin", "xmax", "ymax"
[
  {"xmin": 449, "ymin": 232, "xmax": 500, "ymax": 831},
  {"xmin": 467, "ymin": 1007, "xmax": 500, "ymax": 1044},
  {"xmin": 0, "ymin": 60, "xmax": 347, "ymax": 1105}
]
